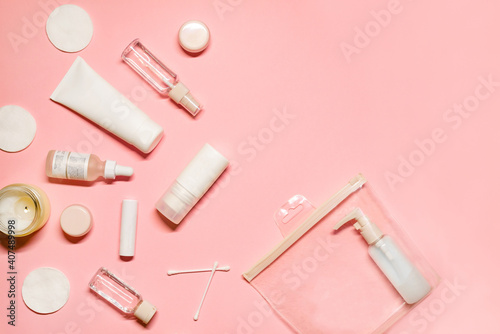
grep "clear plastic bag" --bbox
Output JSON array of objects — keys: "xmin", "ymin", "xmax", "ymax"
[{"xmin": 243, "ymin": 174, "xmax": 439, "ymax": 334}]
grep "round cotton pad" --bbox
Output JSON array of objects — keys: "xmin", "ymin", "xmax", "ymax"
[
  {"xmin": 60, "ymin": 204, "xmax": 93, "ymax": 237},
  {"xmin": 46, "ymin": 4, "xmax": 93, "ymax": 52},
  {"xmin": 22, "ymin": 267, "xmax": 70, "ymax": 314},
  {"xmin": 178, "ymin": 20, "xmax": 210, "ymax": 53},
  {"xmin": 0, "ymin": 105, "xmax": 36, "ymax": 152}
]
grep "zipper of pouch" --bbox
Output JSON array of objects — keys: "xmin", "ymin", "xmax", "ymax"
[{"xmin": 243, "ymin": 173, "xmax": 367, "ymax": 282}]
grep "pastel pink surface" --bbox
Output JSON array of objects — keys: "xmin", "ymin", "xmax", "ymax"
[{"xmin": 0, "ymin": 1, "xmax": 498, "ymax": 334}]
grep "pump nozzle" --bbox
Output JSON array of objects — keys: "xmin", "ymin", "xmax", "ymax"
[{"xmin": 333, "ymin": 208, "xmax": 383, "ymax": 245}]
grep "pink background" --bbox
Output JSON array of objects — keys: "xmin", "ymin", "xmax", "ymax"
[{"xmin": 0, "ymin": 0, "xmax": 498, "ymax": 333}]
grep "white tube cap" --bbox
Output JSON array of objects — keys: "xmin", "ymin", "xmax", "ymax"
[
  {"xmin": 155, "ymin": 181, "xmax": 196, "ymax": 224},
  {"xmin": 133, "ymin": 300, "xmax": 157, "ymax": 324},
  {"xmin": 104, "ymin": 160, "xmax": 134, "ymax": 179},
  {"xmin": 120, "ymin": 199, "xmax": 137, "ymax": 257},
  {"xmin": 134, "ymin": 118, "xmax": 165, "ymax": 153},
  {"xmin": 156, "ymin": 144, "xmax": 228, "ymax": 224}
]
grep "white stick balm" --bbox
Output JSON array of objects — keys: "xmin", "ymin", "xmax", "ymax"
[{"xmin": 120, "ymin": 200, "xmax": 138, "ymax": 257}]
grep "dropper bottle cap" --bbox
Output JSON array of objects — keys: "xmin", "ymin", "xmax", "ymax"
[
  {"xmin": 104, "ymin": 160, "xmax": 134, "ymax": 179},
  {"xmin": 333, "ymin": 208, "xmax": 383, "ymax": 245}
]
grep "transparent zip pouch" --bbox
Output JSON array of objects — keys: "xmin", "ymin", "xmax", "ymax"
[{"xmin": 243, "ymin": 174, "xmax": 440, "ymax": 334}]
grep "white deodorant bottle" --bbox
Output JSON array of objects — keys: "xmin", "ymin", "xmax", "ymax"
[{"xmin": 155, "ymin": 144, "xmax": 228, "ymax": 224}]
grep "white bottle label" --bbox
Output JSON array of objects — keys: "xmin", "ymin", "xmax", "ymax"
[
  {"xmin": 51, "ymin": 151, "xmax": 70, "ymax": 178},
  {"xmin": 52, "ymin": 151, "xmax": 90, "ymax": 180},
  {"xmin": 66, "ymin": 152, "xmax": 90, "ymax": 180}
]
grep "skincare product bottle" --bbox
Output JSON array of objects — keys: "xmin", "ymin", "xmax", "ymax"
[
  {"xmin": 333, "ymin": 208, "xmax": 431, "ymax": 304},
  {"xmin": 0, "ymin": 184, "xmax": 51, "ymax": 237},
  {"xmin": 122, "ymin": 39, "xmax": 202, "ymax": 116},
  {"xmin": 156, "ymin": 144, "xmax": 228, "ymax": 224},
  {"xmin": 89, "ymin": 267, "xmax": 157, "ymax": 324},
  {"xmin": 50, "ymin": 57, "xmax": 164, "ymax": 154},
  {"xmin": 45, "ymin": 150, "xmax": 134, "ymax": 181}
]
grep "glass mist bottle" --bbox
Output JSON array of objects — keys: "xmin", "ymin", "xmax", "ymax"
[
  {"xmin": 122, "ymin": 39, "xmax": 202, "ymax": 116},
  {"xmin": 89, "ymin": 267, "xmax": 157, "ymax": 324}
]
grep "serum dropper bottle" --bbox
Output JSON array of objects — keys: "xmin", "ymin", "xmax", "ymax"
[{"xmin": 45, "ymin": 150, "xmax": 134, "ymax": 181}]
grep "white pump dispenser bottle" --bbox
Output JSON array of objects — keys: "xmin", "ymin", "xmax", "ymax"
[{"xmin": 334, "ymin": 208, "xmax": 431, "ymax": 304}]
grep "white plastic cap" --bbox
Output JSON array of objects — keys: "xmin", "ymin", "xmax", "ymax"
[
  {"xmin": 333, "ymin": 208, "xmax": 383, "ymax": 245},
  {"xmin": 133, "ymin": 300, "xmax": 157, "ymax": 324},
  {"xmin": 168, "ymin": 82, "xmax": 202, "ymax": 116},
  {"xmin": 155, "ymin": 181, "xmax": 196, "ymax": 224},
  {"xmin": 133, "ymin": 118, "xmax": 165, "ymax": 153},
  {"xmin": 120, "ymin": 199, "xmax": 137, "ymax": 257},
  {"xmin": 156, "ymin": 144, "xmax": 229, "ymax": 224},
  {"xmin": 104, "ymin": 160, "xmax": 134, "ymax": 179}
]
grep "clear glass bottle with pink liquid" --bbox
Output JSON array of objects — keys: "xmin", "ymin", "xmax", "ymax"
[
  {"xmin": 89, "ymin": 267, "xmax": 157, "ymax": 324},
  {"xmin": 45, "ymin": 150, "xmax": 133, "ymax": 181}
]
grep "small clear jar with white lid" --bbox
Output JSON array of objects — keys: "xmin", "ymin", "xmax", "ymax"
[{"xmin": 0, "ymin": 184, "xmax": 51, "ymax": 237}]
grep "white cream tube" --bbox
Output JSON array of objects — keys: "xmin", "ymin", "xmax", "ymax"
[{"xmin": 51, "ymin": 57, "xmax": 164, "ymax": 153}]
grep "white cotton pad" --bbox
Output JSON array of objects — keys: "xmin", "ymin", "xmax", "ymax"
[
  {"xmin": 0, "ymin": 105, "xmax": 36, "ymax": 152},
  {"xmin": 22, "ymin": 267, "xmax": 70, "ymax": 314},
  {"xmin": 46, "ymin": 4, "xmax": 93, "ymax": 52}
]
